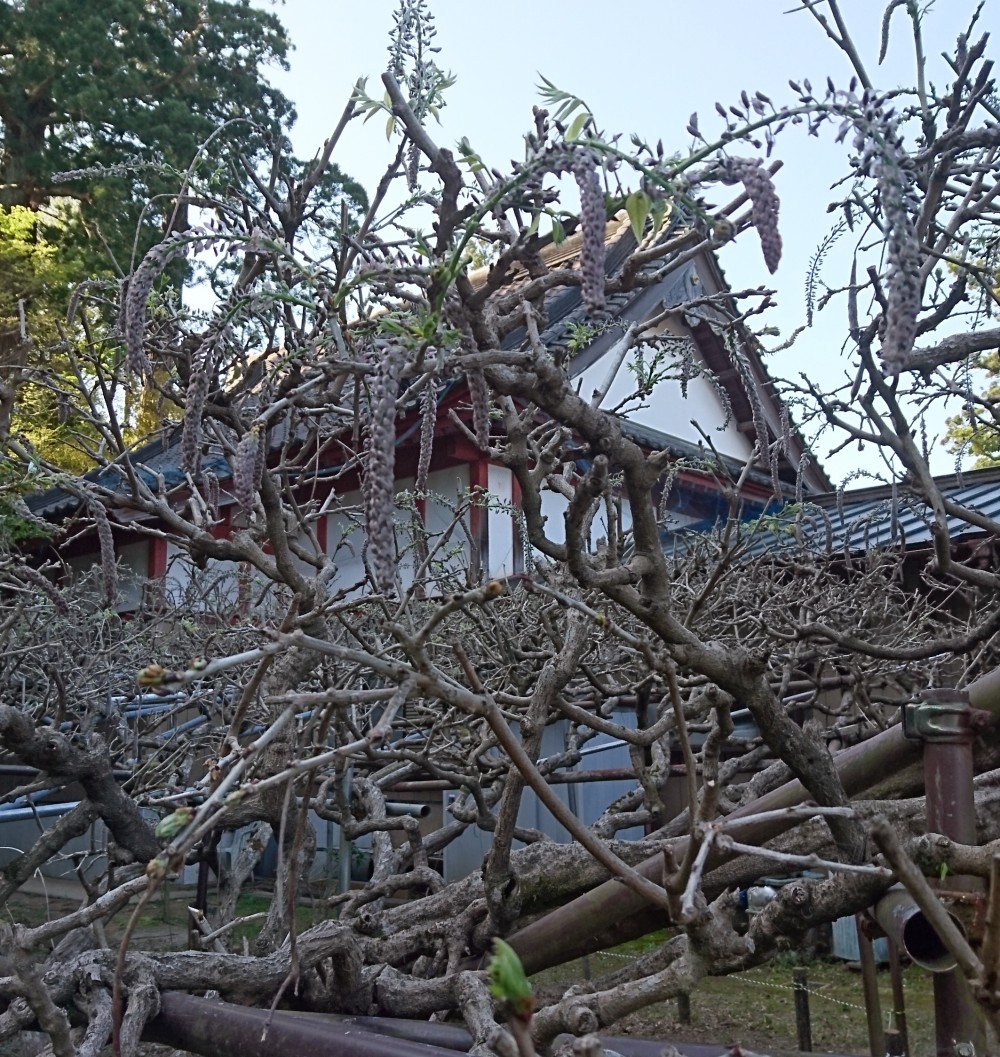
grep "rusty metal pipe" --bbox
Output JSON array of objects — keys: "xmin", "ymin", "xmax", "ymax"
[
  {"xmin": 966, "ymin": 664, "xmax": 1000, "ymax": 715},
  {"xmin": 873, "ymin": 888, "xmax": 963, "ymax": 973},
  {"xmin": 508, "ymin": 721, "xmax": 922, "ymax": 974},
  {"xmin": 145, "ymin": 994, "xmax": 462, "ymax": 1057}
]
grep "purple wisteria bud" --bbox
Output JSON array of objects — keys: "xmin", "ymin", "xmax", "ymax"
[
  {"xmin": 468, "ymin": 368, "xmax": 490, "ymax": 450},
  {"xmin": 205, "ymin": 471, "xmax": 221, "ymax": 520},
  {"xmin": 364, "ymin": 343, "xmax": 405, "ymax": 594},
  {"xmin": 406, "ymin": 142, "xmax": 421, "ymax": 191},
  {"xmin": 123, "ymin": 236, "xmax": 188, "ymax": 378},
  {"xmin": 232, "ymin": 427, "xmax": 261, "ymax": 512},
  {"xmin": 181, "ymin": 344, "xmax": 211, "ymax": 475},
  {"xmin": 572, "ymin": 152, "xmax": 607, "ymax": 313},
  {"xmin": 416, "ymin": 382, "xmax": 435, "ymax": 493},
  {"xmin": 91, "ymin": 500, "xmax": 118, "ymax": 607},
  {"xmin": 716, "ymin": 158, "xmax": 782, "ymax": 274}
]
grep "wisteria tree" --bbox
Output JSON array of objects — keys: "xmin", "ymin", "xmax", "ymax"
[{"xmin": 3, "ymin": 3, "xmax": 1000, "ymax": 1056}]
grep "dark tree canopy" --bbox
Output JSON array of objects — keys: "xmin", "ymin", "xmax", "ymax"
[
  {"xmin": 0, "ymin": 0, "xmax": 368, "ymax": 468},
  {"xmin": 0, "ymin": 0, "xmax": 364, "ymax": 269}
]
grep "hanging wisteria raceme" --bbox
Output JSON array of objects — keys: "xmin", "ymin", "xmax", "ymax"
[
  {"xmin": 714, "ymin": 157, "xmax": 782, "ymax": 274},
  {"xmin": 90, "ymin": 500, "xmax": 118, "ymax": 607},
  {"xmin": 181, "ymin": 341, "xmax": 212, "ymax": 475},
  {"xmin": 253, "ymin": 428, "xmax": 266, "ymax": 492},
  {"xmin": 572, "ymin": 151, "xmax": 607, "ymax": 313},
  {"xmin": 850, "ymin": 99, "xmax": 922, "ymax": 374},
  {"xmin": 232, "ymin": 427, "xmax": 261, "ymax": 512},
  {"xmin": 416, "ymin": 381, "xmax": 435, "ymax": 494},
  {"xmin": 468, "ymin": 368, "xmax": 491, "ymax": 450},
  {"xmin": 364, "ymin": 342, "xmax": 405, "ymax": 593},
  {"xmin": 122, "ymin": 235, "xmax": 190, "ymax": 378}
]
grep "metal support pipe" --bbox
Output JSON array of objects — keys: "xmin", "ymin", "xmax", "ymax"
[
  {"xmin": 0, "ymin": 801, "xmax": 80, "ymax": 823},
  {"xmin": 145, "ymin": 994, "xmax": 462, "ymax": 1057},
  {"xmin": 873, "ymin": 888, "xmax": 962, "ymax": 972},
  {"xmin": 856, "ymin": 914, "xmax": 885, "ymax": 1057},
  {"xmin": 507, "ymin": 720, "xmax": 923, "ymax": 974},
  {"xmin": 904, "ymin": 690, "xmax": 986, "ymax": 1056},
  {"xmin": 506, "ymin": 662, "xmax": 1000, "ymax": 977},
  {"xmin": 888, "ymin": 938, "xmax": 911, "ymax": 1057},
  {"xmin": 338, "ymin": 765, "xmax": 353, "ymax": 897},
  {"xmin": 384, "ymin": 801, "xmax": 431, "ymax": 818},
  {"xmin": 966, "ymin": 665, "xmax": 1000, "ymax": 715},
  {"xmin": 792, "ymin": 967, "xmax": 812, "ymax": 1052},
  {"xmin": 388, "ymin": 767, "xmax": 688, "ymax": 791}
]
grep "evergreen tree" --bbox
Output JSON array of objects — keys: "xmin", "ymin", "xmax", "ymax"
[
  {"xmin": 0, "ymin": 0, "xmax": 367, "ymax": 468},
  {"xmin": 0, "ymin": 0, "xmax": 297, "ymax": 263}
]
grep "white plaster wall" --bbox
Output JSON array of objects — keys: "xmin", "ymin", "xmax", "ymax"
[
  {"xmin": 324, "ymin": 487, "xmax": 368, "ymax": 591},
  {"xmin": 323, "ymin": 475, "xmax": 429, "ymax": 591},
  {"xmin": 117, "ymin": 541, "xmax": 148, "ymax": 611},
  {"xmin": 66, "ymin": 540, "xmax": 147, "ymax": 612},
  {"xmin": 573, "ymin": 341, "xmax": 754, "ymax": 460},
  {"xmin": 536, "ymin": 486, "xmax": 628, "ymax": 555},
  {"xmin": 421, "ymin": 466, "xmax": 472, "ymax": 584},
  {"xmin": 441, "ymin": 712, "xmax": 644, "ymax": 883},
  {"xmin": 163, "ymin": 542, "xmax": 242, "ymax": 611},
  {"xmin": 538, "ymin": 487, "xmax": 569, "ymax": 549},
  {"xmin": 486, "ymin": 464, "xmax": 515, "ymax": 578}
]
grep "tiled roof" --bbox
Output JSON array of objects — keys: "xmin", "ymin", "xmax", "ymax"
[
  {"xmin": 24, "ymin": 434, "xmax": 229, "ymax": 521},
  {"xmin": 667, "ymin": 466, "xmax": 1000, "ymax": 558}
]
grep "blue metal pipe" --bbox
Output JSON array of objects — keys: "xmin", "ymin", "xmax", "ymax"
[{"xmin": 0, "ymin": 801, "xmax": 81, "ymax": 823}]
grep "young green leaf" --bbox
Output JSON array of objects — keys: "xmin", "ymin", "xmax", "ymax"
[
  {"xmin": 488, "ymin": 938, "xmax": 534, "ymax": 1022},
  {"xmin": 626, "ymin": 190, "xmax": 652, "ymax": 242},
  {"xmin": 650, "ymin": 199, "xmax": 672, "ymax": 237},
  {"xmin": 155, "ymin": 806, "xmax": 195, "ymax": 840},
  {"xmin": 566, "ymin": 111, "xmax": 590, "ymax": 142}
]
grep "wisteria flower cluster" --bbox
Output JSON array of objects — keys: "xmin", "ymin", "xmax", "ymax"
[
  {"xmin": 572, "ymin": 152, "xmax": 608, "ymax": 313},
  {"xmin": 122, "ymin": 234, "xmax": 191, "ymax": 378},
  {"xmin": 232, "ymin": 427, "xmax": 262, "ymax": 512},
  {"xmin": 714, "ymin": 157, "xmax": 782, "ymax": 274},
  {"xmin": 363, "ymin": 342, "xmax": 405, "ymax": 593},
  {"xmin": 849, "ymin": 96, "xmax": 922, "ymax": 374}
]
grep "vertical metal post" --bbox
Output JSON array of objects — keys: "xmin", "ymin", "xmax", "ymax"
[
  {"xmin": 793, "ymin": 967, "xmax": 812, "ymax": 1052},
  {"xmin": 856, "ymin": 914, "xmax": 885, "ymax": 1057},
  {"xmin": 339, "ymin": 765, "xmax": 353, "ymax": 898},
  {"xmin": 676, "ymin": 992, "xmax": 692, "ymax": 1025},
  {"xmin": 887, "ymin": 938, "xmax": 910, "ymax": 1057},
  {"xmin": 905, "ymin": 692, "xmax": 986, "ymax": 1057}
]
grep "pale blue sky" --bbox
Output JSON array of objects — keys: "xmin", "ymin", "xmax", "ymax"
[{"xmin": 256, "ymin": 0, "xmax": 997, "ymax": 481}]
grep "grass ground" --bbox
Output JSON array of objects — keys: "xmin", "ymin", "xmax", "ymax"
[{"xmin": 532, "ymin": 939, "xmax": 938, "ymax": 1056}]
